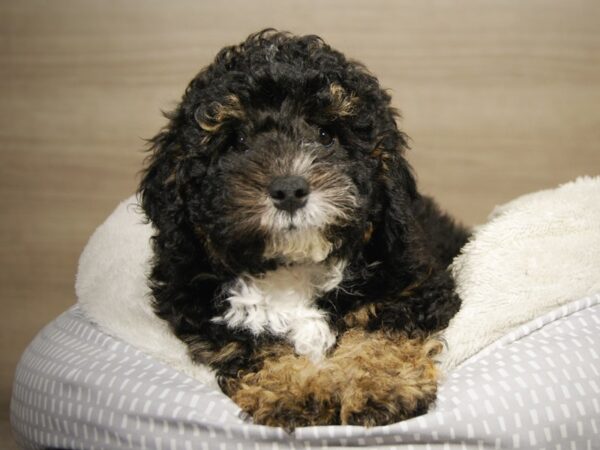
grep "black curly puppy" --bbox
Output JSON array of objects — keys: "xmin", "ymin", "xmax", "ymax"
[{"xmin": 139, "ymin": 30, "xmax": 469, "ymax": 427}]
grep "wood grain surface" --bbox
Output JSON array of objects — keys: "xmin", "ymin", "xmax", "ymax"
[{"xmin": 1, "ymin": 1, "xmax": 599, "ymax": 446}]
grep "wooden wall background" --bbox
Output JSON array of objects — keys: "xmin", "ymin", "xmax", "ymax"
[{"xmin": 1, "ymin": 0, "xmax": 599, "ymax": 446}]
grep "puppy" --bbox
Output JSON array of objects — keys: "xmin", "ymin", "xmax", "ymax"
[{"xmin": 139, "ymin": 30, "xmax": 469, "ymax": 427}]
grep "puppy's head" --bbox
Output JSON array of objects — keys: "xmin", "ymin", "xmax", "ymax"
[{"xmin": 141, "ymin": 30, "xmax": 415, "ymax": 273}]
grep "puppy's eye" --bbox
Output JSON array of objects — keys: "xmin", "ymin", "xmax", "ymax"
[
  {"xmin": 235, "ymin": 133, "xmax": 249, "ymax": 151},
  {"xmin": 318, "ymin": 128, "xmax": 334, "ymax": 147}
]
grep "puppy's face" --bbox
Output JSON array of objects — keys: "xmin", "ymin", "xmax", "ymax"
[
  {"xmin": 192, "ymin": 93, "xmax": 376, "ymax": 267},
  {"xmin": 147, "ymin": 32, "xmax": 408, "ymax": 273}
]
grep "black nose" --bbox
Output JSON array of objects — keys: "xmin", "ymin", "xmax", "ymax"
[{"xmin": 268, "ymin": 176, "xmax": 310, "ymax": 213}]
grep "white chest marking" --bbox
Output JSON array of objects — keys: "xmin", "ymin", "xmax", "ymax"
[{"xmin": 215, "ymin": 260, "xmax": 346, "ymax": 361}]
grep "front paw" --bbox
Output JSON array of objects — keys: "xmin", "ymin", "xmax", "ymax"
[
  {"xmin": 228, "ymin": 349, "xmax": 340, "ymax": 428},
  {"xmin": 227, "ymin": 331, "xmax": 442, "ymax": 428},
  {"xmin": 337, "ymin": 330, "xmax": 441, "ymax": 426}
]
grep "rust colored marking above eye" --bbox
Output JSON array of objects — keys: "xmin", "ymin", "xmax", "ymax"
[
  {"xmin": 198, "ymin": 94, "xmax": 246, "ymax": 133},
  {"xmin": 326, "ymin": 84, "xmax": 358, "ymax": 118}
]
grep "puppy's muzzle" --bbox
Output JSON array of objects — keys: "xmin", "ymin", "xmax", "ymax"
[{"xmin": 268, "ymin": 176, "xmax": 310, "ymax": 214}]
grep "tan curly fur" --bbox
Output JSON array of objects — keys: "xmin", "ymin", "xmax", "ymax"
[
  {"xmin": 197, "ymin": 94, "xmax": 245, "ymax": 133},
  {"xmin": 326, "ymin": 83, "xmax": 358, "ymax": 118},
  {"xmin": 226, "ymin": 329, "xmax": 442, "ymax": 428}
]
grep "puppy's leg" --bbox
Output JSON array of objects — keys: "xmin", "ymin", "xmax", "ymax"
[
  {"xmin": 336, "ymin": 330, "xmax": 441, "ymax": 426},
  {"xmin": 226, "ymin": 330, "xmax": 441, "ymax": 428},
  {"xmin": 222, "ymin": 342, "xmax": 341, "ymax": 428},
  {"xmin": 368, "ymin": 268, "xmax": 462, "ymax": 334}
]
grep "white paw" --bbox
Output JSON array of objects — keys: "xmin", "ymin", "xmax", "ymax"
[{"xmin": 290, "ymin": 318, "xmax": 336, "ymax": 362}]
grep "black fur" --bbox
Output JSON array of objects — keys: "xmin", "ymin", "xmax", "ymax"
[{"xmin": 139, "ymin": 30, "xmax": 469, "ymax": 393}]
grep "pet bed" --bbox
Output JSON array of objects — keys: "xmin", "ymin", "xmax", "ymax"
[{"xmin": 11, "ymin": 176, "xmax": 600, "ymax": 449}]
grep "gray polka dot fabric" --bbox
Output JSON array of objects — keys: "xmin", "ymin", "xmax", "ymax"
[{"xmin": 11, "ymin": 293, "xmax": 600, "ymax": 449}]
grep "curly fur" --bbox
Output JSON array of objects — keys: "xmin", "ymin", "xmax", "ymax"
[
  {"xmin": 227, "ymin": 329, "xmax": 442, "ymax": 428},
  {"xmin": 139, "ymin": 29, "xmax": 469, "ymax": 427}
]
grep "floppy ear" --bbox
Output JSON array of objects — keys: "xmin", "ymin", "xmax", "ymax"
[
  {"xmin": 139, "ymin": 77, "xmax": 216, "ymax": 229},
  {"xmin": 139, "ymin": 123, "xmax": 229, "ymax": 334},
  {"xmin": 367, "ymin": 113, "xmax": 422, "ymax": 260},
  {"xmin": 139, "ymin": 110, "xmax": 210, "ymax": 242},
  {"xmin": 371, "ymin": 118, "xmax": 468, "ymax": 269},
  {"xmin": 366, "ymin": 115, "xmax": 464, "ymax": 333},
  {"xmin": 139, "ymin": 129, "xmax": 185, "ymax": 229},
  {"xmin": 138, "ymin": 125, "xmax": 201, "ymax": 278}
]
